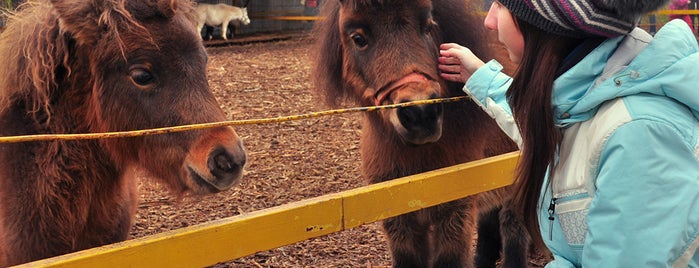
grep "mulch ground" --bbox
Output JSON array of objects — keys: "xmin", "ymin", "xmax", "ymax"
[{"xmin": 131, "ymin": 32, "xmax": 547, "ymax": 268}]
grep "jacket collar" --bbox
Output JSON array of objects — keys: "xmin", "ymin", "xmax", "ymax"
[
  {"xmin": 552, "ymin": 21, "xmax": 699, "ymax": 127},
  {"xmin": 552, "ymin": 36, "xmax": 623, "ymax": 127}
]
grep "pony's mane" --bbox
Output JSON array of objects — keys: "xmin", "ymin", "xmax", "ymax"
[
  {"xmin": 0, "ymin": 0, "xmax": 195, "ymax": 121},
  {"xmin": 0, "ymin": 1, "xmax": 62, "ymax": 119}
]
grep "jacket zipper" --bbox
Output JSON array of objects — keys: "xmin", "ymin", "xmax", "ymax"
[
  {"xmin": 548, "ymin": 197, "xmax": 557, "ymax": 240},
  {"xmin": 546, "ymin": 193, "xmax": 589, "ymax": 240}
]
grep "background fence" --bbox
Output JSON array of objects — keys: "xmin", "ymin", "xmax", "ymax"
[
  {"xmin": 1, "ymin": 0, "xmax": 698, "ymax": 38},
  {"xmin": 0, "ymin": 0, "xmax": 320, "ymax": 33},
  {"xmin": 640, "ymin": 9, "xmax": 699, "ymax": 35},
  {"xmin": 195, "ymin": 0, "xmax": 319, "ymax": 36}
]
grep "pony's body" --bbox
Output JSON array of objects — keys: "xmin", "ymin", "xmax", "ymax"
[
  {"xmin": 0, "ymin": 0, "xmax": 246, "ymax": 266},
  {"xmin": 195, "ymin": 3, "xmax": 250, "ymax": 40},
  {"xmin": 313, "ymin": 0, "xmax": 528, "ymax": 267}
]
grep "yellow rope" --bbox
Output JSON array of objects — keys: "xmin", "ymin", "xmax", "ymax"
[{"xmin": 0, "ymin": 96, "xmax": 468, "ymax": 143}]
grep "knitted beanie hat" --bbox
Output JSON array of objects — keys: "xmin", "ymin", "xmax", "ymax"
[{"xmin": 499, "ymin": 0, "xmax": 671, "ymax": 38}]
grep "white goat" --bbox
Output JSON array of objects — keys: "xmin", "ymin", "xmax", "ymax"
[{"xmin": 195, "ymin": 3, "xmax": 250, "ymax": 40}]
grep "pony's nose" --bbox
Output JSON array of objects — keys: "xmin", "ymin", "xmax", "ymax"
[
  {"xmin": 207, "ymin": 142, "xmax": 246, "ymax": 190},
  {"xmin": 398, "ymin": 102, "xmax": 444, "ymax": 133}
]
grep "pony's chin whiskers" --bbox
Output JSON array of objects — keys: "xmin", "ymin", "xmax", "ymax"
[
  {"xmin": 186, "ymin": 166, "xmax": 225, "ymax": 193},
  {"xmin": 185, "ymin": 159, "xmax": 243, "ymax": 193}
]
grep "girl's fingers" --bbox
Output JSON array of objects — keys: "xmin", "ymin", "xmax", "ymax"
[
  {"xmin": 439, "ymin": 49, "xmax": 460, "ymax": 58},
  {"xmin": 438, "ymin": 64, "xmax": 462, "ymax": 74},
  {"xmin": 438, "ymin": 56, "xmax": 461, "ymax": 65},
  {"xmin": 439, "ymin": 43, "xmax": 460, "ymax": 50},
  {"xmin": 439, "ymin": 72, "xmax": 465, "ymax": 83}
]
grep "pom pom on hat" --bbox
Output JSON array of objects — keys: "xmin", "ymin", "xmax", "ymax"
[{"xmin": 499, "ymin": 0, "xmax": 671, "ymax": 38}]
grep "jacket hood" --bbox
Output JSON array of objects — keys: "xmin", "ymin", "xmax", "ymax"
[{"xmin": 552, "ymin": 20, "xmax": 699, "ymax": 126}]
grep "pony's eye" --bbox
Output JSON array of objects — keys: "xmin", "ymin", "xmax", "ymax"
[
  {"xmin": 350, "ymin": 32, "xmax": 369, "ymax": 49},
  {"xmin": 129, "ymin": 68, "xmax": 156, "ymax": 88}
]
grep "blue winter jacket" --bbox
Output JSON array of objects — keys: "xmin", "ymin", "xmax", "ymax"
[{"xmin": 464, "ymin": 20, "xmax": 699, "ymax": 267}]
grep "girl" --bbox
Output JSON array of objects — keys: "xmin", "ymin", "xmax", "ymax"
[{"xmin": 439, "ymin": 0, "xmax": 699, "ymax": 266}]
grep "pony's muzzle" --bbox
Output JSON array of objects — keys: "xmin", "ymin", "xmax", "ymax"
[
  {"xmin": 395, "ymin": 97, "xmax": 444, "ymax": 145},
  {"xmin": 387, "ymin": 79, "xmax": 445, "ymax": 145},
  {"xmin": 185, "ymin": 126, "xmax": 247, "ymax": 193}
]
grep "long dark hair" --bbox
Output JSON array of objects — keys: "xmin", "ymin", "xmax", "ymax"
[{"xmin": 507, "ymin": 18, "xmax": 583, "ymax": 250}]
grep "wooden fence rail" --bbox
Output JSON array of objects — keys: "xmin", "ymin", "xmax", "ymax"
[{"xmin": 14, "ymin": 152, "xmax": 519, "ymax": 268}]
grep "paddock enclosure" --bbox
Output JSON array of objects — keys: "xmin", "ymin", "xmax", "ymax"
[{"xmin": 1, "ymin": 1, "xmax": 694, "ymax": 267}]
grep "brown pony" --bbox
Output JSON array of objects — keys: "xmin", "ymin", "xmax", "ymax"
[
  {"xmin": 312, "ymin": 0, "xmax": 529, "ymax": 267},
  {"xmin": 0, "ymin": 0, "xmax": 246, "ymax": 266}
]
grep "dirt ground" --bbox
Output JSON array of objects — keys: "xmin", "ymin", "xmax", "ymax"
[{"xmin": 131, "ymin": 33, "xmax": 547, "ymax": 267}]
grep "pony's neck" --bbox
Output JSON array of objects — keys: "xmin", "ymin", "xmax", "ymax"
[{"xmin": 2, "ymin": 67, "xmax": 119, "ymax": 182}]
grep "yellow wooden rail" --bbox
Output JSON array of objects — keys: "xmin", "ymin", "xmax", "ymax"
[
  {"xmin": 253, "ymin": 15, "xmax": 321, "ymax": 21},
  {"xmin": 654, "ymin": 9, "xmax": 699, "ymax": 15},
  {"xmin": 14, "ymin": 152, "xmax": 519, "ymax": 268}
]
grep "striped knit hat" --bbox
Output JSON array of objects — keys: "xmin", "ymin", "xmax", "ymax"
[{"xmin": 499, "ymin": 0, "xmax": 671, "ymax": 37}]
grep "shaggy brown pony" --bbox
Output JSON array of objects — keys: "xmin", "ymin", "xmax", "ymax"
[
  {"xmin": 312, "ymin": 0, "xmax": 529, "ymax": 267},
  {"xmin": 0, "ymin": 0, "xmax": 247, "ymax": 266}
]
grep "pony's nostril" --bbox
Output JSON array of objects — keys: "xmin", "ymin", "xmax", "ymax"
[
  {"xmin": 397, "ymin": 103, "xmax": 444, "ymax": 138},
  {"xmin": 207, "ymin": 147, "xmax": 243, "ymax": 178},
  {"xmin": 398, "ymin": 104, "xmax": 443, "ymax": 125},
  {"xmin": 399, "ymin": 106, "xmax": 421, "ymax": 124},
  {"xmin": 213, "ymin": 153, "xmax": 234, "ymax": 172},
  {"xmin": 428, "ymin": 103, "xmax": 443, "ymax": 118}
]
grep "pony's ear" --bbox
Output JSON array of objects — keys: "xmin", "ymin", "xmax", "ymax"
[
  {"xmin": 50, "ymin": 0, "xmax": 103, "ymax": 47},
  {"xmin": 311, "ymin": 0, "xmax": 346, "ymax": 107}
]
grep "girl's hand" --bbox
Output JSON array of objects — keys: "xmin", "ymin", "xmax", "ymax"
[{"xmin": 438, "ymin": 43, "xmax": 485, "ymax": 83}]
